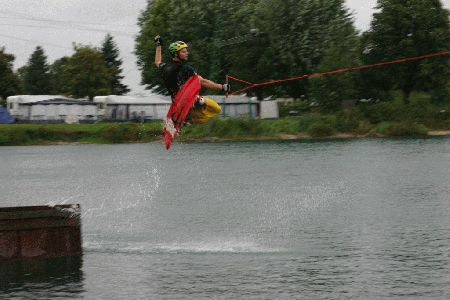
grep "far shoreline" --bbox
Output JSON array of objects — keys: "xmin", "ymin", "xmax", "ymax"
[
  {"xmin": 179, "ymin": 130, "xmax": 450, "ymax": 143},
  {"xmin": 4, "ymin": 130, "xmax": 449, "ymax": 147},
  {"xmin": 1, "ymin": 121, "xmax": 449, "ymax": 147}
]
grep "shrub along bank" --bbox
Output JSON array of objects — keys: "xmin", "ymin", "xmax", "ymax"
[
  {"xmin": 180, "ymin": 93, "xmax": 450, "ymax": 141},
  {"xmin": 0, "ymin": 102, "xmax": 449, "ymax": 146},
  {"xmin": 180, "ymin": 113, "xmax": 443, "ymax": 141},
  {"xmin": 0, "ymin": 122, "xmax": 162, "ymax": 146}
]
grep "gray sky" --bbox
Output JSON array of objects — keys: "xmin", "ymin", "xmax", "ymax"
[{"xmin": 1, "ymin": 0, "xmax": 449, "ymax": 94}]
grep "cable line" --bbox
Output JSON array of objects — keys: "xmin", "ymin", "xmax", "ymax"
[
  {"xmin": 0, "ymin": 9, "xmax": 136, "ymax": 28},
  {"xmin": 0, "ymin": 22, "xmax": 135, "ymax": 37},
  {"xmin": 227, "ymin": 51, "xmax": 450, "ymax": 95},
  {"xmin": 0, "ymin": 33, "xmax": 73, "ymax": 50}
]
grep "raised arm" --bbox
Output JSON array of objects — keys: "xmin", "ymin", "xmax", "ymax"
[{"xmin": 154, "ymin": 35, "xmax": 162, "ymax": 68}]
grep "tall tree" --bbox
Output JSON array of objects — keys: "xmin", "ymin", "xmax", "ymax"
[
  {"xmin": 101, "ymin": 34, "xmax": 130, "ymax": 95},
  {"xmin": 309, "ymin": 0, "xmax": 360, "ymax": 111},
  {"xmin": 221, "ymin": 0, "xmax": 271, "ymax": 99},
  {"xmin": 0, "ymin": 47, "xmax": 22, "ymax": 100},
  {"xmin": 23, "ymin": 46, "xmax": 52, "ymax": 95},
  {"xmin": 251, "ymin": 0, "xmax": 360, "ymax": 100},
  {"xmin": 135, "ymin": 0, "xmax": 360, "ymax": 102},
  {"xmin": 49, "ymin": 56, "xmax": 70, "ymax": 95},
  {"xmin": 61, "ymin": 46, "xmax": 112, "ymax": 100},
  {"xmin": 362, "ymin": 0, "xmax": 450, "ymax": 104},
  {"xmin": 136, "ymin": 0, "xmax": 182, "ymax": 94},
  {"xmin": 135, "ymin": 0, "xmax": 234, "ymax": 94},
  {"xmin": 310, "ymin": 41, "xmax": 359, "ymax": 111}
]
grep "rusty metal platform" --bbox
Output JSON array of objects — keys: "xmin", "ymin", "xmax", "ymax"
[{"xmin": 0, "ymin": 205, "xmax": 82, "ymax": 261}]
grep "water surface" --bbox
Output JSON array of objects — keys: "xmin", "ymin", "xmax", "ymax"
[{"xmin": 1, "ymin": 138, "xmax": 449, "ymax": 299}]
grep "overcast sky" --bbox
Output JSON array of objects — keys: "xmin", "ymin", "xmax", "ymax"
[{"xmin": 1, "ymin": 0, "xmax": 449, "ymax": 94}]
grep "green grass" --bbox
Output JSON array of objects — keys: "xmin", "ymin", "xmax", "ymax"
[
  {"xmin": 181, "ymin": 117, "xmax": 311, "ymax": 140},
  {"xmin": 358, "ymin": 91, "xmax": 450, "ymax": 128},
  {"xmin": 1, "ymin": 91, "xmax": 449, "ymax": 146},
  {"xmin": 376, "ymin": 121, "xmax": 428, "ymax": 136},
  {"xmin": 0, "ymin": 122, "xmax": 163, "ymax": 146}
]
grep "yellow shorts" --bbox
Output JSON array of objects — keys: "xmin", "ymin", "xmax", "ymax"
[{"xmin": 186, "ymin": 97, "xmax": 222, "ymax": 124}]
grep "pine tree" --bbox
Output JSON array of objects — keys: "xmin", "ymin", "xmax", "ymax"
[
  {"xmin": 0, "ymin": 47, "xmax": 22, "ymax": 100},
  {"xmin": 23, "ymin": 46, "xmax": 52, "ymax": 95},
  {"xmin": 362, "ymin": 0, "xmax": 450, "ymax": 104},
  {"xmin": 101, "ymin": 34, "xmax": 130, "ymax": 95}
]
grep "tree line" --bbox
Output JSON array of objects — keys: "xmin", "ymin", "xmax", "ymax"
[
  {"xmin": 0, "ymin": 34, "xmax": 129, "ymax": 102},
  {"xmin": 135, "ymin": 0, "xmax": 450, "ymax": 111},
  {"xmin": 1, "ymin": 0, "xmax": 449, "ymax": 112}
]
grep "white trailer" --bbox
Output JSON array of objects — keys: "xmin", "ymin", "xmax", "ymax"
[
  {"xmin": 94, "ymin": 95, "xmax": 171, "ymax": 121},
  {"xmin": 6, "ymin": 95, "xmax": 97, "ymax": 123},
  {"xmin": 206, "ymin": 95, "xmax": 279, "ymax": 119}
]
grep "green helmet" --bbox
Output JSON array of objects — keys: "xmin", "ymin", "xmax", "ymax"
[{"xmin": 169, "ymin": 41, "xmax": 188, "ymax": 55}]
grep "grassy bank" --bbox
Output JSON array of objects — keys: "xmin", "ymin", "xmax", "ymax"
[
  {"xmin": 180, "ymin": 115, "xmax": 440, "ymax": 141},
  {"xmin": 1, "ymin": 94, "xmax": 449, "ymax": 146},
  {"xmin": 0, "ymin": 122, "xmax": 162, "ymax": 146},
  {"xmin": 181, "ymin": 93, "xmax": 450, "ymax": 141},
  {"xmin": 0, "ymin": 116, "xmax": 448, "ymax": 146},
  {"xmin": 0, "ymin": 111, "xmax": 450, "ymax": 146}
]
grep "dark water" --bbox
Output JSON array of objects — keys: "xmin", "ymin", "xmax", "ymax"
[{"xmin": 1, "ymin": 138, "xmax": 449, "ymax": 299}]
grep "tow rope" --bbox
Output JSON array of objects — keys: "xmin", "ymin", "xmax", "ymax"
[{"xmin": 226, "ymin": 50, "xmax": 450, "ymax": 95}]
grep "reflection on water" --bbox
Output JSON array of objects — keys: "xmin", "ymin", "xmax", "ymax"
[{"xmin": 0, "ymin": 256, "xmax": 84, "ymax": 299}]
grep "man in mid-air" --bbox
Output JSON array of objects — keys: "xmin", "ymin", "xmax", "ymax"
[{"xmin": 154, "ymin": 35, "xmax": 230, "ymax": 125}]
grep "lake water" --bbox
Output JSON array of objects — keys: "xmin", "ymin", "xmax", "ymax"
[{"xmin": 1, "ymin": 138, "xmax": 449, "ymax": 299}]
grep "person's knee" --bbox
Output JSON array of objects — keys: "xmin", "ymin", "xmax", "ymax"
[{"xmin": 204, "ymin": 98, "xmax": 222, "ymax": 114}]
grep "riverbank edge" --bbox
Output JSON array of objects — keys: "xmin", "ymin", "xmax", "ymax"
[
  {"xmin": 0, "ymin": 121, "xmax": 449, "ymax": 146},
  {"xmin": 3, "ymin": 130, "xmax": 448, "ymax": 147},
  {"xmin": 178, "ymin": 130, "xmax": 450, "ymax": 143}
]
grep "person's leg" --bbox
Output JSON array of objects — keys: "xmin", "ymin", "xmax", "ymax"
[{"xmin": 187, "ymin": 97, "xmax": 222, "ymax": 124}]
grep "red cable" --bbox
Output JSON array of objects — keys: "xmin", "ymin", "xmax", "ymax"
[
  {"xmin": 226, "ymin": 75, "xmax": 254, "ymax": 85},
  {"xmin": 227, "ymin": 50, "xmax": 450, "ymax": 96}
]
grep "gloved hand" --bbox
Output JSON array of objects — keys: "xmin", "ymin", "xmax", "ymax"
[
  {"xmin": 222, "ymin": 83, "xmax": 231, "ymax": 93},
  {"xmin": 154, "ymin": 35, "xmax": 163, "ymax": 46}
]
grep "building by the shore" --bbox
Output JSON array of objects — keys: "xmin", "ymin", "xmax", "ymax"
[
  {"xmin": 206, "ymin": 95, "xmax": 279, "ymax": 119},
  {"xmin": 6, "ymin": 94, "xmax": 279, "ymax": 123},
  {"xmin": 93, "ymin": 94, "xmax": 171, "ymax": 121},
  {"xmin": 7, "ymin": 95, "xmax": 97, "ymax": 123}
]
